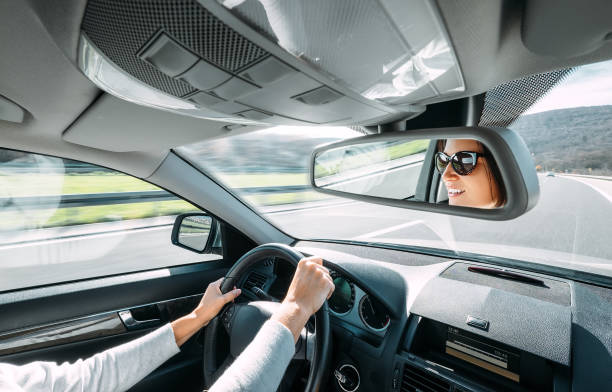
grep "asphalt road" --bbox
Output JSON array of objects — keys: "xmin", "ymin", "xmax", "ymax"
[
  {"xmin": 0, "ymin": 226, "xmax": 218, "ymax": 291},
  {"xmin": 0, "ymin": 175, "xmax": 610, "ymax": 291},
  {"xmin": 270, "ymin": 175, "xmax": 612, "ymax": 274}
]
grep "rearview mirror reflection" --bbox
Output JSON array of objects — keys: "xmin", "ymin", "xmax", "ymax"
[{"xmin": 313, "ymin": 138, "xmax": 506, "ymax": 209}]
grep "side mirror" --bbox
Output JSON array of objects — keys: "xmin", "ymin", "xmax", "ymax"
[
  {"xmin": 311, "ymin": 126, "xmax": 539, "ymax": 220},
  {"xmin": 171, "ymin": 213, "xmax": 219, "ymax": 253}
]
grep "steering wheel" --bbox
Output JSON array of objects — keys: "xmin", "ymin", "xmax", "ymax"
[{"xmin": 203, "ymin": 243, "xmax": 331, "ymax": 391}]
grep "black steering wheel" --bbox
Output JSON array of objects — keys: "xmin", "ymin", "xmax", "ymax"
[{"xmin": 203, "ymin": 243, "xmax": 331, "ymax": 391}]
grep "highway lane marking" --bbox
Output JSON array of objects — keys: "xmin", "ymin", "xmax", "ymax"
[
  {"xmin": 0, "ymin": 226, "xmax": 170, "ymax": 250},
  {"xmin": 2, "ymin": 223, "xmax": 174, "ymax": 247},
  {"xmin": 355, "ymin": 220, "xmax": 424, "ymax": 240},
  {"xmin": 267, "ymin": 200, "xmax": 358, "ymax": 215},
  {"xmin": 564, "ymin": 177, "xmax": 612, "ymax": 203}
]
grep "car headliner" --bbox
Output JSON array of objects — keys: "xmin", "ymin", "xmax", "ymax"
[{"xmin": 1, "ymin": 0, "xmax": 611, "ymax": 179}]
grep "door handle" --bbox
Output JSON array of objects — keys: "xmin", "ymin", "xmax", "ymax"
[{"xmin": 118, "ymin": 310, "xmax": 161, "ymax": 330}]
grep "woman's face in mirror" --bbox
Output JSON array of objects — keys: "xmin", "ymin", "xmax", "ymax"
[{"xmin": 441, "ymin": 139, "xmax": 503, "ymax": 209}]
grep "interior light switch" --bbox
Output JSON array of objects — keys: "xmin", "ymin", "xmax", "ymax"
[
  {"xmin": 188, "ymin": 92, "xmax": 225, "ymax": 107},
  {"xmin": 139, "ymin": 33, "xmax": 198, "ymax": 77},
  {"xmin": 239, "ymin": 57, "xmax": 295, "ymax": 85},
  {"xmin": 237, "ymin": 109, "xmax": 272, "ymax": 121},
  {"xmin": 211, "ymin": 77, "xmax": 260, "ymax": 100},
  {"xmin": 178, "ymin": 60, "xmax": 231, "ymax": 90},
  {"xmin": 293, "ymin": 86, "xmax": 343, "ymax": 106},
  {"xmin": 211, "ymin": 101, "xmax": 250, "ymax": 114}
]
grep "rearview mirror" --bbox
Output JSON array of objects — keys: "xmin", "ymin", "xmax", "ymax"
[
  {"xmin": 311, "ymin": 127, "xmax": 539, "ymax": 220},
  {"xmin": 171, "ymin": 213, "xmax": 219, "ymax": 253}
]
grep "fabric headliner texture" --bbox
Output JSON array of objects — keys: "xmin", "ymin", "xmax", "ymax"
[{"xmin": 82, "ymin": 0, "xmax": 269, "ymax": 98}]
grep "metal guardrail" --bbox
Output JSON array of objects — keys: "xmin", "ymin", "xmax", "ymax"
[{"xmin": 1, "ymin": 186, "xmax": 311, "ymax": 210}]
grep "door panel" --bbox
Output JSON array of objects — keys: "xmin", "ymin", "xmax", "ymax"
[
  {"xmin": 0, "ymin": 312, "xmax": 126, "ymax": 356},
  {"xmin": 0, "ymin": 262, "xmax": 226, "ymax": 332},
  {"xmin": 0, "ymin": 260, "xmax": 231, "ymax": 391}
]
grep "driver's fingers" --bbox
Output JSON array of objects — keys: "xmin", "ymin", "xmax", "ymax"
[
  {"xmin": 325, "ymin": 286, "xmax": 334, "ymax": 299},
  {"xmin": 324, "ymin": 274, "xmax": 335, "ymax": 299},
  {"xmin": 210, "ymin": 277, "xmax": 223, "ymax": 287},
  {"xmin": 311, "ymin": 265, "xmax": 329, "ymax": 277},
  {"xmin": 222, "ymin": 287, "xmax": 241, "ymax": 303},
  {"xmin": 302, "ymin": 256, "xmax": 324, "ymax": 266}
]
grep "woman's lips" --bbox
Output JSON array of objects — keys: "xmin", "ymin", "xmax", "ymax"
[{"xmin": 447, "ymin": 188, "xmax": 465, "ymax": 198}]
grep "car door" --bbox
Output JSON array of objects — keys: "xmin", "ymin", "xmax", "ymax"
[{"xmin": 0, "ymin": 148, "xmax": 253, "ymax": 391}]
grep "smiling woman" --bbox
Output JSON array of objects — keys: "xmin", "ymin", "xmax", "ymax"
[{"xmin": 436, "ymin": 139, "xmax": 506, "ymax": 209}]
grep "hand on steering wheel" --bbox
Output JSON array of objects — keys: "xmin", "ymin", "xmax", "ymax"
[
  {"xmin": 203, "ymin": 243, "xmax": 333, "ymax": 392},
  {"xmin": 194, "ymin": 278, "xmax": 242, "ymax": 327},
  {"xmin": 272, "ymin": 256, "xmax": 335, "ymax": 342}
]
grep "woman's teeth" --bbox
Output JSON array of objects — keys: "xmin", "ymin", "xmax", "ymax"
[{"xmin": 448, "ymin": 189, "xmax": 465, "ymax": 196}]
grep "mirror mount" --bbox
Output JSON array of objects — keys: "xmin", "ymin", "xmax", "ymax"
[
  {"xmin": 377, "ymin": 104, "xmax": 427, "ymax": 133},
  {"xmin": 310, "ymin": 126, "xmax": 539, "ymax": 221}
]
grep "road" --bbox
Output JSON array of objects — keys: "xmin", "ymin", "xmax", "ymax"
[
  {"xmin": 0, "ymin": 226, "xmax": 217, "ymax": 291},
  {"xmin": 271, "ymin": 175, "xmax": 612, "ymax": 274},
  {"xmin": 0, "ymin": 175, "xmax": 610, "ymax": 291}
]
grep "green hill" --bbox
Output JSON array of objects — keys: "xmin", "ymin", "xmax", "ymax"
[{"xmin": 510, "ymin": 105, "xmax": 612, "ymax": 175}]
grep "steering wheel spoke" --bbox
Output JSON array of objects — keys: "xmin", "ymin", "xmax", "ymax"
[
  {"xmin": 293, "ymin": 326, "xmax": 316, "ymax": 363},
  {"xmin": 219, "ymin": 303, "xmax": 237, "ymax": 334}
]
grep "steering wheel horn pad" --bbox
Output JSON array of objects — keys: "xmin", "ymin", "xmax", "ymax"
[{"xmin": 225, "ymin": 301, "xmax": 281, "ymax": 357}]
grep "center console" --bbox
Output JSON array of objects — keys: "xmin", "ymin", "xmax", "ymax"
[
  {"xmin": 390, "ymin": 263, "xmax": 573, "ymax": 392},
  {"xmin": 392, "ymin": 316, "xmax": 561, "ymax": 391}
]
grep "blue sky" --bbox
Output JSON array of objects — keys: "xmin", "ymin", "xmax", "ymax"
[{"xmin": 525, "ymin": 59, "xmax": 612, "ymax": 114}]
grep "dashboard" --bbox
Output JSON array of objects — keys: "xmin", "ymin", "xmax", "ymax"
[{"xmin": 236, "ymin": 243, "xmax": 612, "ymax": 392}]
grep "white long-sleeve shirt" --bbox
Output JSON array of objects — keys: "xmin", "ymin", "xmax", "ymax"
[{"xmin": 0, "ymin": 319, "xmax": 295, "ymax": 392}]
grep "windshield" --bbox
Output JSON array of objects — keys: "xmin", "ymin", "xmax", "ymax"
[{"xmin": 177, "ymin": 60, "xmax": 612, "ymax": 278}]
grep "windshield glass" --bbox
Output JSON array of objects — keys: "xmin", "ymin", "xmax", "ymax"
[{"xmin": 177, "ymin": 60, "xmax": 612, "ymax": 278}]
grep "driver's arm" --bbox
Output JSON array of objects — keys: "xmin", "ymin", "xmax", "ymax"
[
  {"xmin": 0, "ymin": 259, "xmax": 332, "ymax": 392},
  {"xmin": 0, "ymin": 324, "xmax": 181, "ymax": 392},
  {"xmin": 0, "ymin": 279, "xmax": 240, "ymax": 392},
  {"xmin": 208, "ymin": 256, "xmax": 334, "ymax": 392}
]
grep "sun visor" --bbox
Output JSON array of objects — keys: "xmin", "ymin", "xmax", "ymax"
[
  {"xmin": 522, "ymin": 0, "xmax": 612, "ymax": 58},
  {"xmin": 78, "ymin": 0, "xmax": 464, "ymax": 126}
]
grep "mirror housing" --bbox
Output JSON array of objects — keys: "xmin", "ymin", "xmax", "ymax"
[
  {"xmin": 310, "ymin": 126, "xmax": 539, "ymax": 220},
  {"xmin": 171, "ymin": 213, "xmax": 219, "ymax": 253}
]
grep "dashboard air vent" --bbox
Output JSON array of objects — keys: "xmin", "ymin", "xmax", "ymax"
[
  {"xmin": 402, "ymin": 363, "xmax": 451, "ymax": 392},
  {"xmin": 244, "ymin": 271, "xmax": 267, "ymax": 291}
]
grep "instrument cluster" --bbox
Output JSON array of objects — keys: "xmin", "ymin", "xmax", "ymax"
[{"xmin": 328, "ymin": 270, "xmax": 390, "ymax": 334}]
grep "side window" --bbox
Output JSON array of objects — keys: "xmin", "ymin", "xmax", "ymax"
[{"xmin": 0, "ymin": 149, "xmax": 222, "ymax": 292}]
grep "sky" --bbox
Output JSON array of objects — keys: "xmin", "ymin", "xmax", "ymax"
[{"xmin": 525, "ymin": 59, "xmax": 612, "ymax": 114}]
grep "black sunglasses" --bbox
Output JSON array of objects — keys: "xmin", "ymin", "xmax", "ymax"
[{"xmin": 435, "ymin": 151, "xmax": 484, "ymax": 176}]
